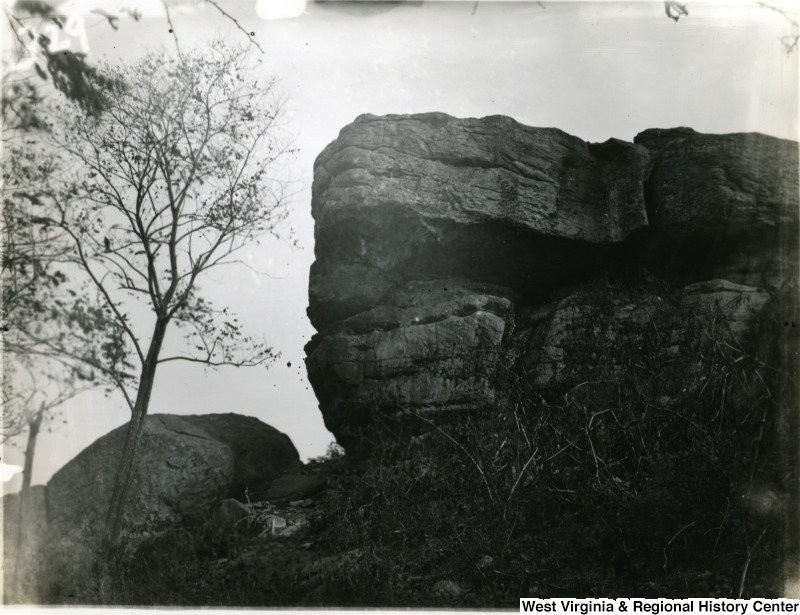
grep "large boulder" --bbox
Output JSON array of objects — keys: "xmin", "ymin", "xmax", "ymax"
[
  {"xmin": 306, "ymin": 113, "xmax": 798, "ymax": 454},
  {"xmin": 47, "ymin": 415, "xmax": 234, "ymax": 539},
  {"xmin": 5, "ymin": 413, "xmax": 299, "ymax": 602},
  {"xmin": 40, "ymin": 414, "xmax": 236, "ymax": 598}
]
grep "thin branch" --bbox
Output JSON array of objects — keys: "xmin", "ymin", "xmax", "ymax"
[
  {"xmin": 160, "ymin": 0, "xmax": 184, "ymax": 60},
  {"xmin": 156, "ymin": 354, "xmax": 274, "ymax": 367},
  {"xmin": 410, "ymin": 411, "xmax": 496, "ymax": 504},
  {"xmin": 662, "ymin": 521, "xmax": 696, "ymax": 569},
  {"xmin": 505, "ymin": 447, "xmax": 538, "ymax": 508},
  {"xmin": 58, "ymin": 224, "xmax": 145, "ymax": 364},
  {"xmin": 758, "ymin": 1, "xmax": 799, "ymax": 28},
  {"xmin": 205, "ymin": 1, "xmax": 264, "ymax": 54},
  {"xmin": 737, "ymin": 529, "xmax": 767, "ymax": 598}
]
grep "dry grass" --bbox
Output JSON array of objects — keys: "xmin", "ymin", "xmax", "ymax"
[{"xmin": 60, "ymin": 279, "xmax": 795, "ymax": 605}]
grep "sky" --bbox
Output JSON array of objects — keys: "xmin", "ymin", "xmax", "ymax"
[{"xmin": 1, "ymin": 0, "xmax": 798, "ymax": 492}]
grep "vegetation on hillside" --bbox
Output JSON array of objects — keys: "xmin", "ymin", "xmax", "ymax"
[{"xmin": 60, "ymin": 278, "xmax": 795, "ymax": 606}]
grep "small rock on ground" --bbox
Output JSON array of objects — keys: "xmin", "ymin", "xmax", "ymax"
[{"xmin": 432, "ymin": 579, "xmax": 464, "ymax": 597}]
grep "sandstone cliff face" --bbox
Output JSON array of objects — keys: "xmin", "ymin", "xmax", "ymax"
[
  {"xmin": 305, "ymin": 113, "xmax": 798, "ymax": 452},
  {"xmin": 308, "ymin": 113, "xmax": 651, "ymax": 330}
]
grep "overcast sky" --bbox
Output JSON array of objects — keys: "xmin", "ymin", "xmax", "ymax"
[{"xmin": 2, "ymin": 0, "xmax": 798, "ymax": 491}]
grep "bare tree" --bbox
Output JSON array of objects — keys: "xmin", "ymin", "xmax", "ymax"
[
  {"xmin": 34, "ymin": 43, "xmax": 294, "ymax": 544},
  {"xmin": 0, "ymin": 1, "xmax": 288, "ymax": 558},
  {"xmin": 1, "ymin": 360, "xmax": 87, "ymax": 491}
]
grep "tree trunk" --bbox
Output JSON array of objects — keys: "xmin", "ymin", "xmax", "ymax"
[
  {"xmin": 21, "ymin": 407, "xmax": 43, "ymax": 493},
  {"xmin": 103, "ymin": 317, "xmax": 169, "ymax": 547},
  {"xmin": 10, "ymin": 406, "xmax": 44, "ymax": 601}
]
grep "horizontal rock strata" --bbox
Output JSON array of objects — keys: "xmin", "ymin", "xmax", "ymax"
[{"xmin": 306, "ymin": 113, "xmax": 798, "ymax": 452}]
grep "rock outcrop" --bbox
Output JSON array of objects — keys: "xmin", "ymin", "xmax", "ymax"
[
  {"xmin": 305, "ymin": 113, "xmax": 798, "ymax": 452},
  {"xmin": 308, "ymin": 112, "xmax": 651, "ymax": 330},
  {"xmin": 306, "ymin": 279, "xmax": 513, "ymax": 445},
  {"xmin": 518, "ymin": 278, "xmax": 771, "ymax": 389},
  {"xmin": 3, "ymin": 413, "xmax": 300, "ymax": 602},
  {"xmin": 634, "ymin": 128, "xmax": 799, "ymax": 288}
]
